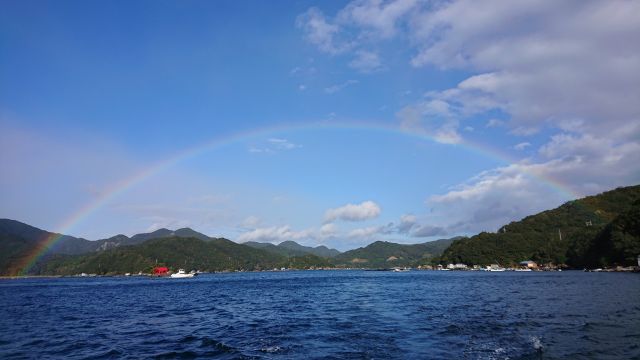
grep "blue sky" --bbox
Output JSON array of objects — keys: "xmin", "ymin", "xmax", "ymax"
[{"xmin": 1, "ymin": 0, "xmax": 639, "ymax": 250}]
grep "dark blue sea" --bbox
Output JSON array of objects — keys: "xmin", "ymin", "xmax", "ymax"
[{"xmin": 1, "ymin": 270, "xmax": 639, "ymax": 359}]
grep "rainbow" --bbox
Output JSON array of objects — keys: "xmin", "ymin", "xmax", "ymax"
[{"xmin": 17, "ymin": 120, "xmax": 581, "ymax": 275}]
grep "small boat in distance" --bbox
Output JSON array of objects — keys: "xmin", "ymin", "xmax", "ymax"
[
  {"xmin": 487, "ymin": 264, "xmax": 506, "ymax": 272},
  {"xmin": 170, "ymin": 269, "xmax": 196, "ymax": 278},
  {"xmin": 392, "ymin": 267, "xmax": 410, "ymax": 272}
]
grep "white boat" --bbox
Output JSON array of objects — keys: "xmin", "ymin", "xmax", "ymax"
[
  {"xmin": 392, "ymin": 267, "xmax": 410, "ymax": 272},
  {"xmin": 488, "ymin": 267, "xmax": 506, "ymax": 272},
  {"xmin": 515, "ymin": 268, "xmax": 532, "ymax": 272},
  {"xmin": 170, "ymin": 269, "xmax": 196, "ymax": 278}
]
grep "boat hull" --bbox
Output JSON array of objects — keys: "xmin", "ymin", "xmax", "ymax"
[{"xmin": 170, "ymin": 273, "xmax": 195, "ymax": 278}]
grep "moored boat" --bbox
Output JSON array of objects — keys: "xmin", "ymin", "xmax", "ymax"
[{"xmin": 170, "ymin": 269, "xmax": 196, "ymax": 278}]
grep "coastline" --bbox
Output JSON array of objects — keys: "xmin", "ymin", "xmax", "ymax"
[{"xmin": 2, "ymin": 266, "xmax": 639, "ymax": 280}]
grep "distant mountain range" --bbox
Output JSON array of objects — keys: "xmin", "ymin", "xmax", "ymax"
[
  {"xmin": 1, "ymin": 184, "xmax": 638, "ymax": 275},
  {"xmin": 0, "ymin": 219, "xmax": 213, "ymax": 256},
  {"xmin": 0, "ymin": 220, "xmax": 336, "ymax": 275},
  {"xmin": 244, "ymin": 240, "xmax": 341, "ymax": 258},
  {"xmin": 0, "ymin": 218, "xmax": 454, "ymax": 275}
]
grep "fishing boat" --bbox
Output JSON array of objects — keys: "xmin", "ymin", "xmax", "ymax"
[{"xmin": 170, "ymin": 269, "xmax": 196, "ymax": 278}]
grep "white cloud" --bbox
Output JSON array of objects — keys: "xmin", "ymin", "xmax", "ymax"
[
  {"xmin": 337, "ymin": 0, "xmax": 418, "ymax": 39},
  {"xmin": 296, "ymin": 8, "xmax": 348, "ymax": 55},
  {"xmin": 324, "ymin": 200, "xmax": 381, "ymax": 222},
  {"xmin": 407, "ymin": 0, "xmax": 640, "ymax": 136},
  {"xmin": 320, "ymin": 223, "xmax": 338, "ymax": 237},
  {"xmin": 424, "ymin": 132, "xmax": 640, "ymax": 234},
  {"xmin": 297, "ymin": 1, "xmax": 419, "ymax": 73},
  {"xmin": 411, "ymin": 224, "xmax": 446, "ymax": 238},
  {"xmin": 514, "ymin": 142, "xmax": 531, "ymax": 151},
  {"xmin": 349, "ymin": 50, "xmax": 382, "ymax": 73},
  {"xmin": 239, "ymin": 216, "xmax": 261, "ymax": 230},
  {"xmin": 324, "ymin": 79, "xmax": 359, "ymax": 94},
  {"xmin": 249, "ymin": 147, "xmax": 268, "ymax": 154},
  {"xmin": 348, "ymin": 226, "xmax": 382, "ymax": 238},
  {"xmin": 268, "ymin": 138, "xmax": 300, "ymax": 150},
  {"xmin": 397, "ymin": 101, "xmax": 462, "ymax": 144},
  {"xmin": 289, "ymin": 67, "xmax": 303, "ymax": 76},
  {"xmin": 301, "ymin": 0, "xmax": 640, "ymax": 144},
  {"xmin": 237, "ymin": 225, "xmax": 314, "ymax": 244},
  {"xmin": 396, "ymin": 214, "xmax": 417, "ymax": 233},
  {"xmin": 486, "ymin": 119, "xmax": 505, "ymax": 128},
  {"xmin": 249, "ymin": 138, "xmax": 301, "ymax": 154},
  {"xmin": 433, "ymin": 123, "xmax": 462, "ymax": 144}
]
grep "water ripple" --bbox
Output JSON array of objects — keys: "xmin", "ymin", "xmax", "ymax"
[{"xmin": 0, "ymin": 271, "xmax": 639, "ymax": 359}]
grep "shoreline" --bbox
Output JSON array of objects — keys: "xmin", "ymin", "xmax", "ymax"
[{"xmin": 2, "ymin": 266, "xmax": 639, "ymax": 279}]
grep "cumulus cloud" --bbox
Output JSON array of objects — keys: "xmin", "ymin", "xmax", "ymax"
[
  {"xmin": 337, "ymin": 0, "xmax": 418, "ymax": 39},
  {"xmin": 324, "ymin": 200, "xmax": 381, "ymax": 222},
  {"xmin": 297, "ymin": 0, "xmax": 419, "ymax": 73},
  {"xmin": 296, "ymin": 8, "xmax": 348, "ymax": 55},
  {"xmin": 237, "ymin": 225, "xmax": 314, "ymax": 244},
  {"xmin": 349, "ymin": 50, "xmax": 382, "ymax": 73},
  {"xmin": 297, "ymin": 0, "xmax": 640, "ymax": 238},
  {"xmin": 348, "ymin": 226, "xmax": 382, "ymax": 238},
  {"xmin": 424, "ymin": 134, "xmax": 640, "ymax": 234},
  {"xmin": 397, "ymin": 100, "xmax": 462, "ymax": 144},
  {"xmin": 320, "ymin": 223, "xmax": 338, "ymax": 237},
  {"xmin": 301, "ymin": 0, "xmax": 640, "ymax": 140},
  {"xmin": 408, "ymin": 0, "xmax": 640, "ymax": 136}
]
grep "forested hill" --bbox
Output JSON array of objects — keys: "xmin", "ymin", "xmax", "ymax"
[
  {"xmin": 439, "ymin": 185, "xmax": 640, "ymax": 267},
  {"xmin": 38, "ymin": 237, "xmax": 331, "ymax": 276},
  {"xmin": 332, "ymin": 238, "xmax": 459, "ymax": 268},
  {"xmin": 3, "ymin": 184, "xmax": 638, "ymax": 275}
]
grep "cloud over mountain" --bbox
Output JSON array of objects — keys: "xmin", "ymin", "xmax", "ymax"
[{"xmin": 324, "ymin": 201, "xmax": 381, "ymax": 223}]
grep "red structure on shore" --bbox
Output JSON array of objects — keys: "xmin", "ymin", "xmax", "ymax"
[{"xmin": 153, "ymin": 267, "xmax": 169, "ymax": 276}]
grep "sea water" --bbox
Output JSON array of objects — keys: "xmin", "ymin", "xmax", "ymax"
[{"xmin": 1, "ymin": 270, "xmax": 639, "ymax": 359}]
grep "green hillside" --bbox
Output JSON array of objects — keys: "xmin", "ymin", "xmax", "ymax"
[
  {"xmin": 3, "ymin": 184, "xmax": 638, "ymax": 275},
  {"xmin": 38, "ymin": 236, "xmax": 331, "ymax": 275},
  {"xmin": 439, "ymin": 185, "xmax": 640, "ymax": 267},
  {"xmin": 332, "ymin": 238, "xmax": 458, "ymax": 268}
]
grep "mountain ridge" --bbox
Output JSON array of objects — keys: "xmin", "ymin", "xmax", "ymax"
[
  {"xmin": 243, "ymin": 240, "xmax": 341, "ymax": 258},
  {"xmin": 332, "ymin": 238, "xmax": 460, "ymax": 268},
  {"xmin": 2, "ymin": 184, "xmax": 639, "ymax": 275},
  {"xmin": 439, "ymin": 185, "xmax": 640, "ymax": 267}
]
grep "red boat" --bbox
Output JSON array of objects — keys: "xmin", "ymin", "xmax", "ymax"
[{"xmin": 152, "ymin": 267, "xmax": 169, "ymax": 276}]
